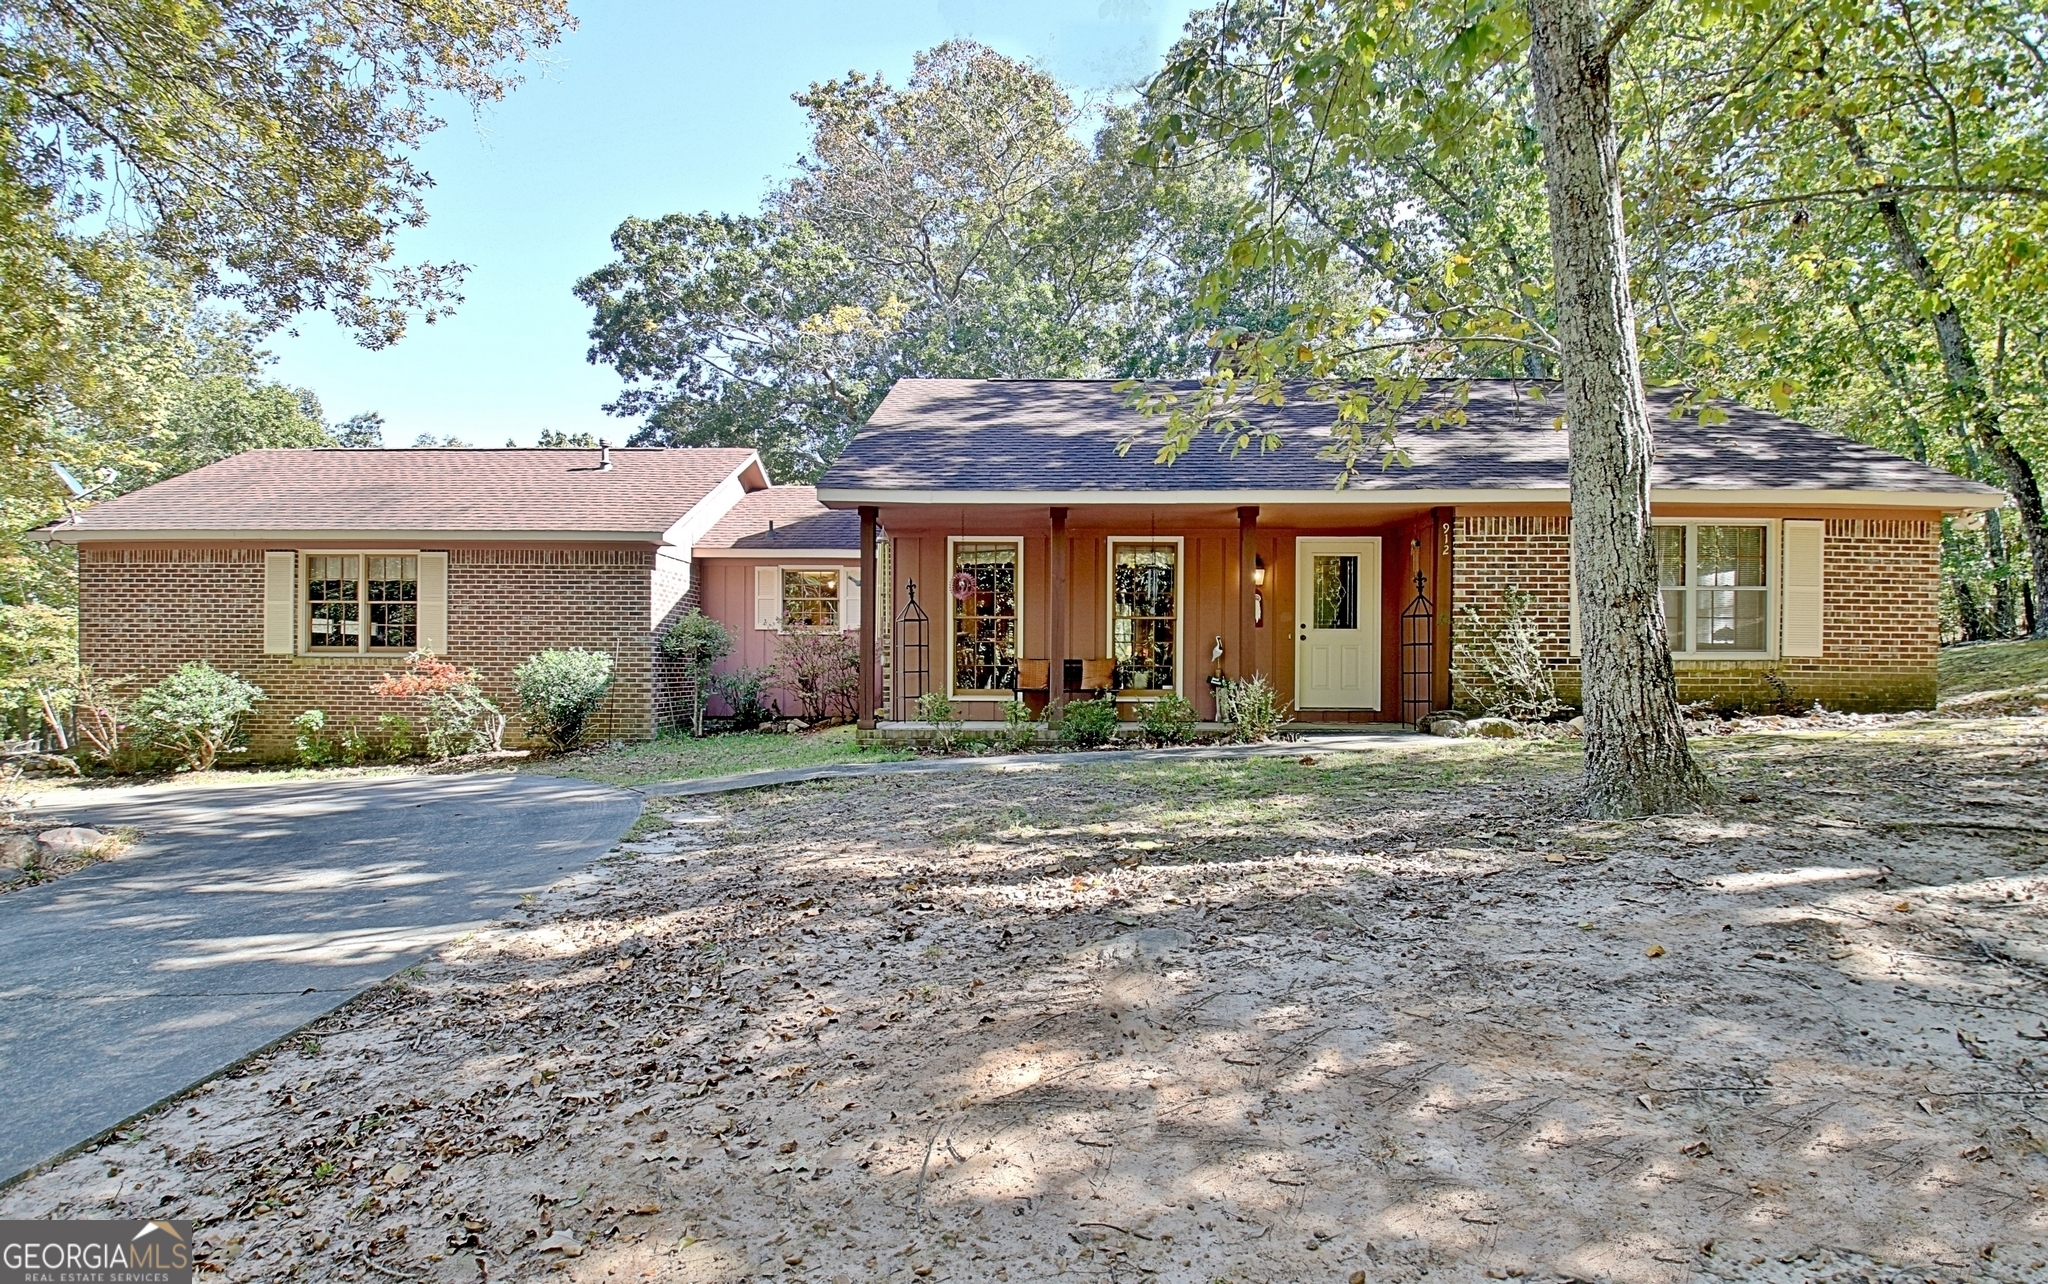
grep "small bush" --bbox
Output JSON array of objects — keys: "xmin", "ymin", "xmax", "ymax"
[
  {"xmin": 372, "ymin": 653, "xmax": 504, "ymax": 760},
  {"xmin": 1215, "ymin": 675, "xmax": 1290, "ymax": 743},
  {"xmin": 915, "ymin": 690, "xmax": 963, "ymax": 751},
  {"xmin": 713, "ymin": 666, "xmax": 776, "ymax": 730},
  {"xmin": 334, "ymin": 720, "xmax": 370, "ymax": 765},
  {"xmin": 660, "ymin": 609, "xmax": 733, "ymax": 736},
  {"xmin": 129, "ymin": 662, "xmax": 265, "ymax": 771},
  {"xmin": 377, "ymin": 713, "xmax": 417, "ymax": 760},
  {"xmin": 1058, "ymin": 693, "xmax": 1121, "ymax": 749},
  {"xmin": 292, "ymin": 709, "xmax": 334, "ymax": 766},
  {"xmin": 1138, "ymin": 693, "xmax": 1197, "ymax": 747},
  {"xmin": 1001, "ymin": 698, "xmax": 1041, "ymax": 751},
  {"xmin": 775, "ymin": 629, "xmax": 860, "ymax": 724},
  {"xmin": 514, "ymin": 649, "xmax": 616, "ymax": 750},
  {"xmin": 1455, "ymin": 585, "xmax": 1565, "ymax": 721}
]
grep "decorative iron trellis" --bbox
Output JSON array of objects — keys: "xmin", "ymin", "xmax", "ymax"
[
  {"xmin": 1401, "ymin": 570, "xmax": 1436, "ymax": 729},
  {"xmin": 895, "ymin": 580, "xmax": 930, "ymax": 722}
]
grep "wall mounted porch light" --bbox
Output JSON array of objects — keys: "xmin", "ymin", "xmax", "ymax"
[{"xmin": 1252, "ymin": 554, "xmax": 1266, "ymax": 627}]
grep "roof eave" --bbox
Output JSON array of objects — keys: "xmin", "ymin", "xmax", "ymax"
[
  {"xmin": 692, "ymin": 546, "xmax": 859, "ymax": 558},
  {"xmin": 39, "ymin": 527, "xmax": 678, "ymax": 546}
]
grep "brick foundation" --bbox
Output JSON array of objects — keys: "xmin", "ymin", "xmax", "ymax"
[
  {"xmin": 78, "ymin": 543, "xmax": 667, "ymax": 760},
  {"xmin": 1449, "ymin": 512, "xmax": 1941, "ymax": 714}
]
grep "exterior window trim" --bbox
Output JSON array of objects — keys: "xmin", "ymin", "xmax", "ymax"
[
  {"xmin": 945, "ymin": 535, "xmax": 1024, "ymax": 701},
  {"xmin": 299, "ymin": 549, "xmax": 422, "ymax": 657},
  {"xmin": 1105, "ymin": 534, "xmax": 1185, "ymax": 701},
  {"xmin": 1653, "ymin": 519, "xmax": 1778, "ymax": 660}
]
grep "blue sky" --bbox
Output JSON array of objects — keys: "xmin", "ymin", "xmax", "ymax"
[{"xmin": 267, "ymin": 0, "xmax": 1204, "ymax": 448}]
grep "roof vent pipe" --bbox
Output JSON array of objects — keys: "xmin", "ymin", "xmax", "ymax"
[{"xmin": 598, "ymin": 439, "xmax": 613, "ymax": 472}]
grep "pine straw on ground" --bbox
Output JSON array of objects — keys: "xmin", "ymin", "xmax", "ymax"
[{"xmin": 6, "ymin": 717, "xmax": 2048, "ymax": 1283}]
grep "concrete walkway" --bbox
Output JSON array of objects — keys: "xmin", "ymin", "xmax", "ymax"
[
  {"xmin": 638, "ymin": 730, "xmax": 1437, "ymax": 798},
  {"xmin": 0, "ymin": 773, "xmax": 638, "ymax": 1186}
]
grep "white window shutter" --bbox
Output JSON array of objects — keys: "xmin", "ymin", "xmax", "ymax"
[
  {"xmin": 1782, "ymin": 520, "xmax": 1824, "ymax": 656},
  {"xmin": 755, "ymin": 566, "xmax": 783, "ymax": 632},
  {"xmin": 263, "ymin": 551, "xmax": 296, "ymax": 654},
  {"xmin": 840, "ymin": 569, "xmax": 861, "ymax": 632},
  {"xmin": 417, "ymin": 552, "xmax": 449, "ymax": 654},
  {"xmin": 1566, "ymin": 541, "xmax": 1581, "ymax": 657}
]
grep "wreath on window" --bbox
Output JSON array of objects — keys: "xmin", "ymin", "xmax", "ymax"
[{"xmin": 950, "ymin": 570, "xmax": 978, "ymax": 602}]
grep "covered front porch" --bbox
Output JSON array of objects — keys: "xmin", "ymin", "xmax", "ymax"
[{"xmin": 846, "ymin": 502, "xmax": 1458, "ymax": 732}]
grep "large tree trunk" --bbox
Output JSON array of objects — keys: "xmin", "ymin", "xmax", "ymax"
[{"xmin": 1526, "ymin": 0, "xmax": 1714, "ymax": 818}]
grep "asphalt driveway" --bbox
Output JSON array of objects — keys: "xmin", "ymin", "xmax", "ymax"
[{"xmin": 0, "ymin": 772, "xmax": 639, "ymax": 1186}]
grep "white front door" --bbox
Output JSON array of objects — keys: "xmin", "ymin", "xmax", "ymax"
[{"xmin": 1294, "ymin": 537, "xmax": 1381, "ymax": 710}]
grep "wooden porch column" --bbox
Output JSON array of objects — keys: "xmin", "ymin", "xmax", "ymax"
[
  {"xmin": 1048, "ymin": 506, "xmax": 1069, "ymax": 718},
  {"xmin": 1236, "ymin": 505, "xmax": 1259, "ymax": 679},
  {"xmin": 858, "ymin": 505, "xmax": 878, "ymax": 731}
]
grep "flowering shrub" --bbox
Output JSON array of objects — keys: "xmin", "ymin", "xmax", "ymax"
[{"xmin": 371, "ymin": 653, "xmax": 504, "ymax": 759}]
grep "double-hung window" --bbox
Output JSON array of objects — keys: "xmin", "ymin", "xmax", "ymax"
[
  {"xmin": 949, "ymin": 539, "xmax": 1020, "ymax": 696},
  {"xmin": 1655, "ymin": 523, "xmax": 1772, "ymax": 656},
  {"xmin": 1109, "ymin": 539, "xmax": 1180, "ymax": 695},
  {"xmin": 304, "ymin": 554, "xmax": 418, "ymax": 653}
]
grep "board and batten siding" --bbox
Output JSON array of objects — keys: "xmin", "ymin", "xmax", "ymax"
[{"xmin": 698, "ymin": 555, "xmax": 863, "ymax": 720}]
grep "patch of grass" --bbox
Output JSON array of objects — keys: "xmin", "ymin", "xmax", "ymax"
[
  {"xmin": 537, "ymin": 724, "xmax": 911, "ymax": 788},
  {"xmin": 1939, "ymin": 638, "xmax": 2048, "ymax": 705},
  {"xmin": 622, "ymin": 805, "xmax": 672, "ymax": 842}
]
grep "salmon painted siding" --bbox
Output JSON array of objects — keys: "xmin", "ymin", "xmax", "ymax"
[
  {"xmin": 874, "ymin": 509, "xmax": 1442, "ymax": 723},
  {"xmin": 697, "ymin": 555, "xmax": 862, "ymax": 720}
]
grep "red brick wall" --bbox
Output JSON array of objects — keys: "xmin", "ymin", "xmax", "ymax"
[
  {"xmin": 78, "ymin": 542, "xmax": 664, "ymax": 760},
  {"xmin": 1449, "ymin": 511, "xmax": 1942, "ymax": 714},
  {"xmin": 649, "ymin": 552, "xmax": 699, "ymax": 732}
]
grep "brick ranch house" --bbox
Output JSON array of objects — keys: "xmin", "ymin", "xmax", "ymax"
[
  {"xmin": 817, "ymin": 379, "xmax": 2005, "ymax": 732},
  {"xmin": 35, "ymin": 446, "xmax": 861, "ymax": 757}
]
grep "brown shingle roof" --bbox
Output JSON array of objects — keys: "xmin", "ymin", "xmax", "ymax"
[
  {"xmin": 43, "ymin": 447, "xmax": 766, "ymax": 541},
  {"xmin": 817, "ymin": 379, "xmax": 2004, "ymax": 504},
  {"xmin": 694, "ymin": 487, "xmax": 859, "ymax": 553}
]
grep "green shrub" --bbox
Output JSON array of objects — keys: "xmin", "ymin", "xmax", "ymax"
[
  {"xmin": 1215, "ymin": 675, "xmax": 1290, "ymax": 743},
  {"xmin": 337, "ymin": 721, "xmax": 370, "ymax": 765},
  {"xmin": 659, "ymin": 609, "xmax": 733, "ymax": 736},
  {"xmin": 291, "ymin": 709, "xmax": 334, "ymax": 766},
  {"xmin": 1001, "ymin": 698, "xmax": 1041, "ymax": 751},
  {"xmin": 1058, "ymin": 693, "xmax": 1120, "ymax": 749},
  {"xmin": 915, "ymin": 690, "xmax": 963, "ymax": 751},
  {"xmin": 376, "ymin": 713, "xmax": 416, "ymax": 760},
  {"xmin": 514, "ymin": 649, "xmax": 616, "ymax": 750},
  {"xmin": 714, "ymin": 666, "xmax": 776, "ymax": 730},
  {"xmin": 129, "ymin": 662, "xmax": 264, "ymax": 771},
  {"xmin": 1138, "ymin": 693, "xmax": 1197, "ymax": 747}
]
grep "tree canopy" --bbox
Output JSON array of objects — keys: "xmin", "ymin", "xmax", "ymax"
[
  {"xmin": 577, "ymin": 41, "xmax": 1338, "ymax": 481},
  {"xmin": 0, "ymin": 0, "xmax": 571, "ymax": 463}
]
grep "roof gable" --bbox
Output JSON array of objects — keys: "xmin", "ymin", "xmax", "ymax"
[{"xmin": 694, "ymin": 486, "xmax": 859, "ymax": 554}]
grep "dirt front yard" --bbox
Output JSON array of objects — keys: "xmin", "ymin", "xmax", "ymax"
[{"xmin": 5, "ymin": 715, "xmax": 2048, "ymax": 1283}]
